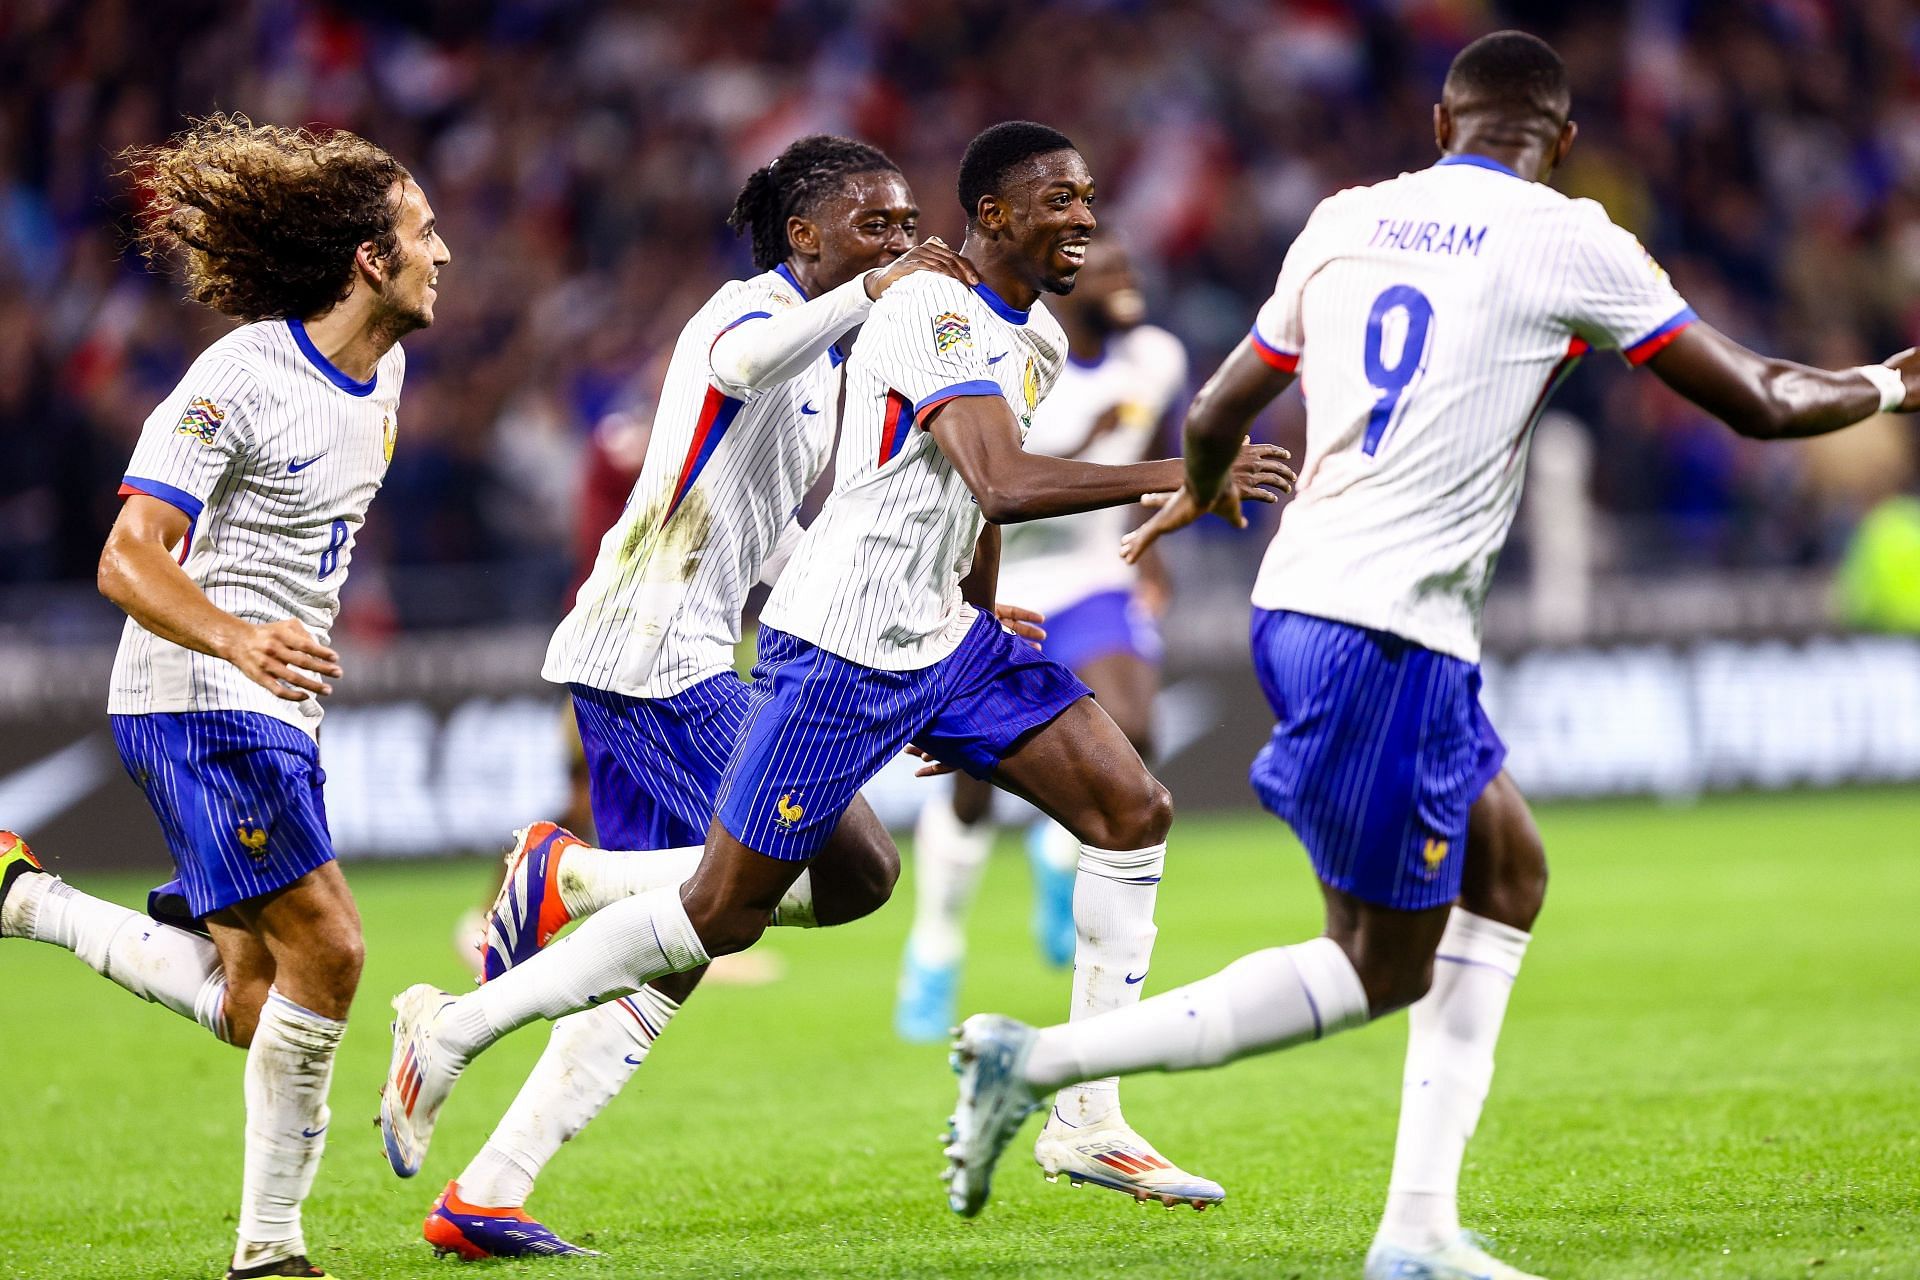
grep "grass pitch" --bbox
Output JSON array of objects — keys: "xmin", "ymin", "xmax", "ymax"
[{"xmin": 1, "ymin": 790, "xmax": 1916, "ymax": 1279}]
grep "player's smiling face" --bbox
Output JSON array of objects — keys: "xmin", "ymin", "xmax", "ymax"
[
  {"xmin": 805, "ymin": 170, "xmax": 918, "ymax": 292},
  {"xmin": 378, "ymin": 179, "xmax": 451, "ymax": 331},
  {"xmin": 1006, "ymin": 150, "xmax": 1097, "ymax": 296}
]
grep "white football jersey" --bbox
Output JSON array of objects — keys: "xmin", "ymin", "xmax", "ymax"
[
  {"xmin": 997, "ymin": 324, "xmax": 1187, "ymax": 615},
  {"xmin": 110, "ymin": 319, "xmax": 405, "ymax": 734},
  {"xmin": 545, "ymin": 265, "xmax": 840, "ymax": 697},
  {"xmin": 1250, "ymin": 155, "xmax": 1695, "ymax": 661},
  {"xmin": 763, "ymin": 274, "xmax": 1066, "ymax": 670}
]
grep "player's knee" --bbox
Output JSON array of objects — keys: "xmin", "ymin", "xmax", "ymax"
[
  {"xmin": 687, "ymin": 901, "xmax": 769, "ymax": 958},
  {"xmin": 223, "ymin": 977, "xmax": 271, "ymax": 1048},
  {"xmin": 1126, "ymin": 777, "xmax": 1175, "ymax": 848},
  {"xmin": 1358, "ymin": 953, "xmax": 1434, "ymax": 1018},
  {"xmin": 308, "ymin": 927, "xmax": 365, "ymax": 1005},
  {"xmin": 842, "ymin": 840, "xmax": 901, "ymax": 921}
]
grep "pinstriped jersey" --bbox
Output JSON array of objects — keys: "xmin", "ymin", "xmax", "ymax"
[
  {"xmin": 998, "ymin": 324, "xmax": 1187, "ymax": 616},
  {"xmin": 762, "ymin": 274, "xmax": 1067, "ymax": 670},
  {"xmin": 544, "ymin": 265, "xmax": 839, "ymax": 697},
  {"xmin": 110, "ymin": 319, "xmax": 405, "ymax": 735},
  {"xmin": 1249, "ymin": 155, "xmax": 1695, "ymax": 662}
]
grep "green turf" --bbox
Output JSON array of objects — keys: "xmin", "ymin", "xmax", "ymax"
[{"xmin": 2, "ymin": 790, "xmax": 1916, "ymax": 1279}]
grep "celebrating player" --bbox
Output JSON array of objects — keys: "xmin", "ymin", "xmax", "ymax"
[
  {"xmin": 415, "ymin": 135, "xmax": 985, "ymax": 1259},
  {"xmin": 0, "ymin": 116, "xmax": 446, "ymax": 1279},
  {"xmin": 896, "ymin": 240, "xmax": 1188, "ymax": 1042},
  {"xmin": 380, "ymin": 121, "xmax": 1293, "ymax": 1214},
  {"xmin": 941, "ymin": 33, "xmax": 1920, "ymax": 1277}
]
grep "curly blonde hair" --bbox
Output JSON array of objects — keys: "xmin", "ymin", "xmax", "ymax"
[{"xmin": 123, "ymin": 114, "xmax": 410, "ymax": 321}]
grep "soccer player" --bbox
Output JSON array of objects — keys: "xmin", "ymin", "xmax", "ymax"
[
  {"xmin": 941, "ymin": 33, "xmax": 1920, "ymax": 1277},
  {"xmin": 896, "ymin": 240, "xmax": 1188, "ymax": 1042},
  {"xmin": 413, "ymin": 135, "xmax": 988, "ymax": 1258},
  {"xmin": 0, "ymin": 116, "xmax": 447, "ymax": 1279},
  {"xmin": 381, "ymin": 121, "xmax": 1292, "ymax": 1213}
]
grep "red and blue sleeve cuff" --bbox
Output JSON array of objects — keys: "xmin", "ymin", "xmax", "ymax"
[
  {"xmin": 1248, "ymin": 327, "xmax": 1301, "ymax": 372},
  {"xmin": 1623, "ymin": 307, "xmax": 1697, "ymax": 365},
  {"xmin": 119, "ymin": 476, "xmax": 203, "ymax": 521},
  {"xmin": 913, "ymin": 379, "xmax": 1003, "ymax": 423}
]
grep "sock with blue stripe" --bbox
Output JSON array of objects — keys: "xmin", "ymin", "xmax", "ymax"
[
  {"xmin": 1377, "ymin": 908, "xmax": 1529, "ymax": 1253},
  {"xmin": 234, "ymin": 988, "xmax": 345, "ymax": 1272},
  {"xmin": 456, "ymin": 985, "xmax": 682, "ymax": 1209},
  {"xmin": 1024, "ymin": 936, "xmax": 1369, "ymax": 1089}
]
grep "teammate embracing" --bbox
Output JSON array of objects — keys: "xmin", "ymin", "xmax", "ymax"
[
  {"xmin": 381, "ymin": 121, "xmax": 1293, "ymax": 1217},
  {"xmin": 0, "ymin": 116, "xmax": 446, "ymax": 1278},
  {"xmin": 411, "ymin": 135, "xmax": 990, "ymax": 1258},
  {"xmin": 942, "ymin": 34, "xmax": 1920, "ymax": 1278}
]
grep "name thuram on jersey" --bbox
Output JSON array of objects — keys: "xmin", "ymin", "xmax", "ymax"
[{"xmin": 1249, "ymin": 153, "xmax": 1694, "ymax": 661}]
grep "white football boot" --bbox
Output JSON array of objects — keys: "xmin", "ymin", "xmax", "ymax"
[
  {"xmin": 1034, "ymin": 1103, "xmax": 1225, "ymax": 1210},
  {"xmin": 943, "ymin": 1014, "xmax": 1044, "ymax": 1216},
  {"xmin": 380, "ymin": 984, "xmax": 467, "ymax": 1178},
  {"xmin": 1365, "ymin": 1231, "xmax": 1546, "ymax": 1280}
]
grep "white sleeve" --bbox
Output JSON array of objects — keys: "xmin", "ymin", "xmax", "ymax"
[
  {"xmin": 1561, "ymin": 200, "xmax": 1697, "ymax": 364},
  {"xmin": 708, "ymin": 273, "xmax": 876, "ymax": 397},
  {"xmin": 864, "ymin": 275, "xmax": 1000, "ymax": 422},
  {"xmin": 1249, "ymin": 197, "xmax": 1343, "ymax": 371},
  {"xmin": 756, "ymin": 516, "xmax": 807, "ymax": 587},
  {"xmin": 120, "ymin": 356, "xmax": 261, "ymax": 522}
]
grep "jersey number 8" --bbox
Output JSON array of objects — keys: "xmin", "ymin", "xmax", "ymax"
[
  {"xmin": 318, "ymin": 518, "xmax": 349, "ymax": 580},
  {"xmin": 1361, "ymin": 285, "xmax": 1435, "ymax": 457}
]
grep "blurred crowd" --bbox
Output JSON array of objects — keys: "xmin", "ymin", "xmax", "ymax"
[{"xmin": 3, "ymin": 0, "xmax": 1919, "ymax": 637}]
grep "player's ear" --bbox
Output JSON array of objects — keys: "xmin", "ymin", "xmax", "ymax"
[
  {"xmin": 354, "ymin": 240, "xmax": 386, "ymax": 288},
  {"xmin": 1433, "ymin": 102, "xmax": 1452, "ymax": 154},
  {"xmin": 1552, "ymin": 118, "xmax": 1577, "ymax": 171},
  {"xmin": 786, "ymin": 215, "xmax": 820, "ymax": 261},
  {"xmin": 974, "ymin": 195, "xmax": 1005, "ymax": 237}
]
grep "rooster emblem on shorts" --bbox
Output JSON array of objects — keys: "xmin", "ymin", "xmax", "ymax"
[
  {"xmin": 1420, "ymin": 837, "xmax": 1449, "ymax": 877},
  {"xmin": 774, "ymin": 792, "xmax": 805, "ymax": 829},
  {"xmin": 237, "ymin": 823, "xmax": 269, "ymax": 859}
]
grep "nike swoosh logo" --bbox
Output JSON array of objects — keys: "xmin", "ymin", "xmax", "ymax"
[
  {"xmin": 987, "ymin": 352, "xmax": 1009, "ymax": 365},
  {"xmin": 1124, "ymin": 972, "xmax": 1147, "ymax": 984},
  {"xmin": 800, "ymin": 402, "xmax": 820, "ymax": 415},
  {"xmin": 300, "ymin": 1125, "xmax": 328, "ymax": 1138},
  {"xmin": 287, "ymin": 455, "xmax": 326, "ymax": 473},
  {"xmin": 623, "ymin": 1054, "xmax": 644, "ymax": 1067}
]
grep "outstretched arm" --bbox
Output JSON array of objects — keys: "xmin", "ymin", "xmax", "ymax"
[
  {"xmin": 99, "ymin": 496, "xmax": 341, "ymax": 701},
  {"xmin": 929, "ymin": 397, "xmax": 1186, "ymax": 523},
  {"xmin": 1120, "ymin": 338, "xmax": 1297, "ymax": 562},
  {"xmin": 1644, "ymin": 324, "xmax": 1920, "ymax": 438},
  {"xmin": 710, "ymin": 239, "xmax": 978, "ymax": 394}
]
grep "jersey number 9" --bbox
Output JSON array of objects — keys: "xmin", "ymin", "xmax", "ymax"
[{"xmin": 1361, "ymin": 285, "xmax": 1435, "ymax": 457}]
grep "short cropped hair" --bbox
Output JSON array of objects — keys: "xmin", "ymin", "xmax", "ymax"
[
  {"xmin": 123, "ymin": 114, "xmax": 408, "ymax": 321},
  {"xmin": 1443, "ymin": 30, "xmax": 1570, "ymax": 119},
  {"xmin": 957, "ymin": 121, "xmax": 1077, "ymax": 220}
]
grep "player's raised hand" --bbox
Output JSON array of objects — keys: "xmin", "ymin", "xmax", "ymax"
[
  {"xmin": 1120, "ymin": 442, "xmax": 1293, "ymax": 564},
  {"xmin": 993, "ymin": 603, "xmax": 1047, "ymax": 645},
  {"xmin": 866, "ymin": 237, "xmax": 981, "ymax": 299},
  {"xmin": 905, "ymin": 745, "xmax": 959, "ymax": 778},
  {"xmin": 222, "ymin": 618, "xmax": 343, "ymax": 701}
]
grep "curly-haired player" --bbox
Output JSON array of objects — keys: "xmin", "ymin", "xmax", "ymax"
[{"xmin": 0, "ymin": 114, "xmax": 448, "ymax": 1280}]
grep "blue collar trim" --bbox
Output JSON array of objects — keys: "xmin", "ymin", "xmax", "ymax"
[
  {"xmin": 971, "ymin": 281, "xmax": 1029, "ymax": 326},
  {"xmin": 287, "ymin": 318, "xmax": 377, "ymax": 396},
  {"xmin": 1434, "ymin": 153, "xmax": 1523, "ymax": 180},
  {"xmin": 774, "ymin": 262, "xmax": 811, "ymax": 301}
]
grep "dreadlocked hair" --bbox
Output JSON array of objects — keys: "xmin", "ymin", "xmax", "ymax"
[
  {"xmin": 122, "ymin": 113, "xmax": 409, "ymax": 321},
  {"xmin": 727, "ymin": 135, "xmax": 900, "ymax": 271}
]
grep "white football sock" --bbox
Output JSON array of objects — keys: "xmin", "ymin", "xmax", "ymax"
[
  {"xmin": 556, "ymin": 844, "xmax": 701, "ymax": 919},
  {"xmin": 1054, "ymin": 843, "xmax": 1163, "ymax": 1125},
  {"xmin": 905, "ymin": 798, "xmax": 994, "ymax": 968},
  {"xmin": 1378, "ymin": 909, "xmax": 1530, "ymax": 1252},
  {"xmin": 555, "ymin": 845, "xmax": 817, "ymax": 927},
  {"xmin": 458, "ymin": 985, "xmax": 682, "ymax": 1208},
  {"xmin": 1024, "ymin": 936, "xmax": 1369, "ymax": 1089},
  {"xmin": 8, "ymin": 878, "xmax": 229, "ymax": 1041},
  {"xmin": 234, "ymin": 988, "xmax": 345, "ymax": 1269},
  {"xmin": 440, "ymin": 884, "xmax": 707, "ymax": 1059}
]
